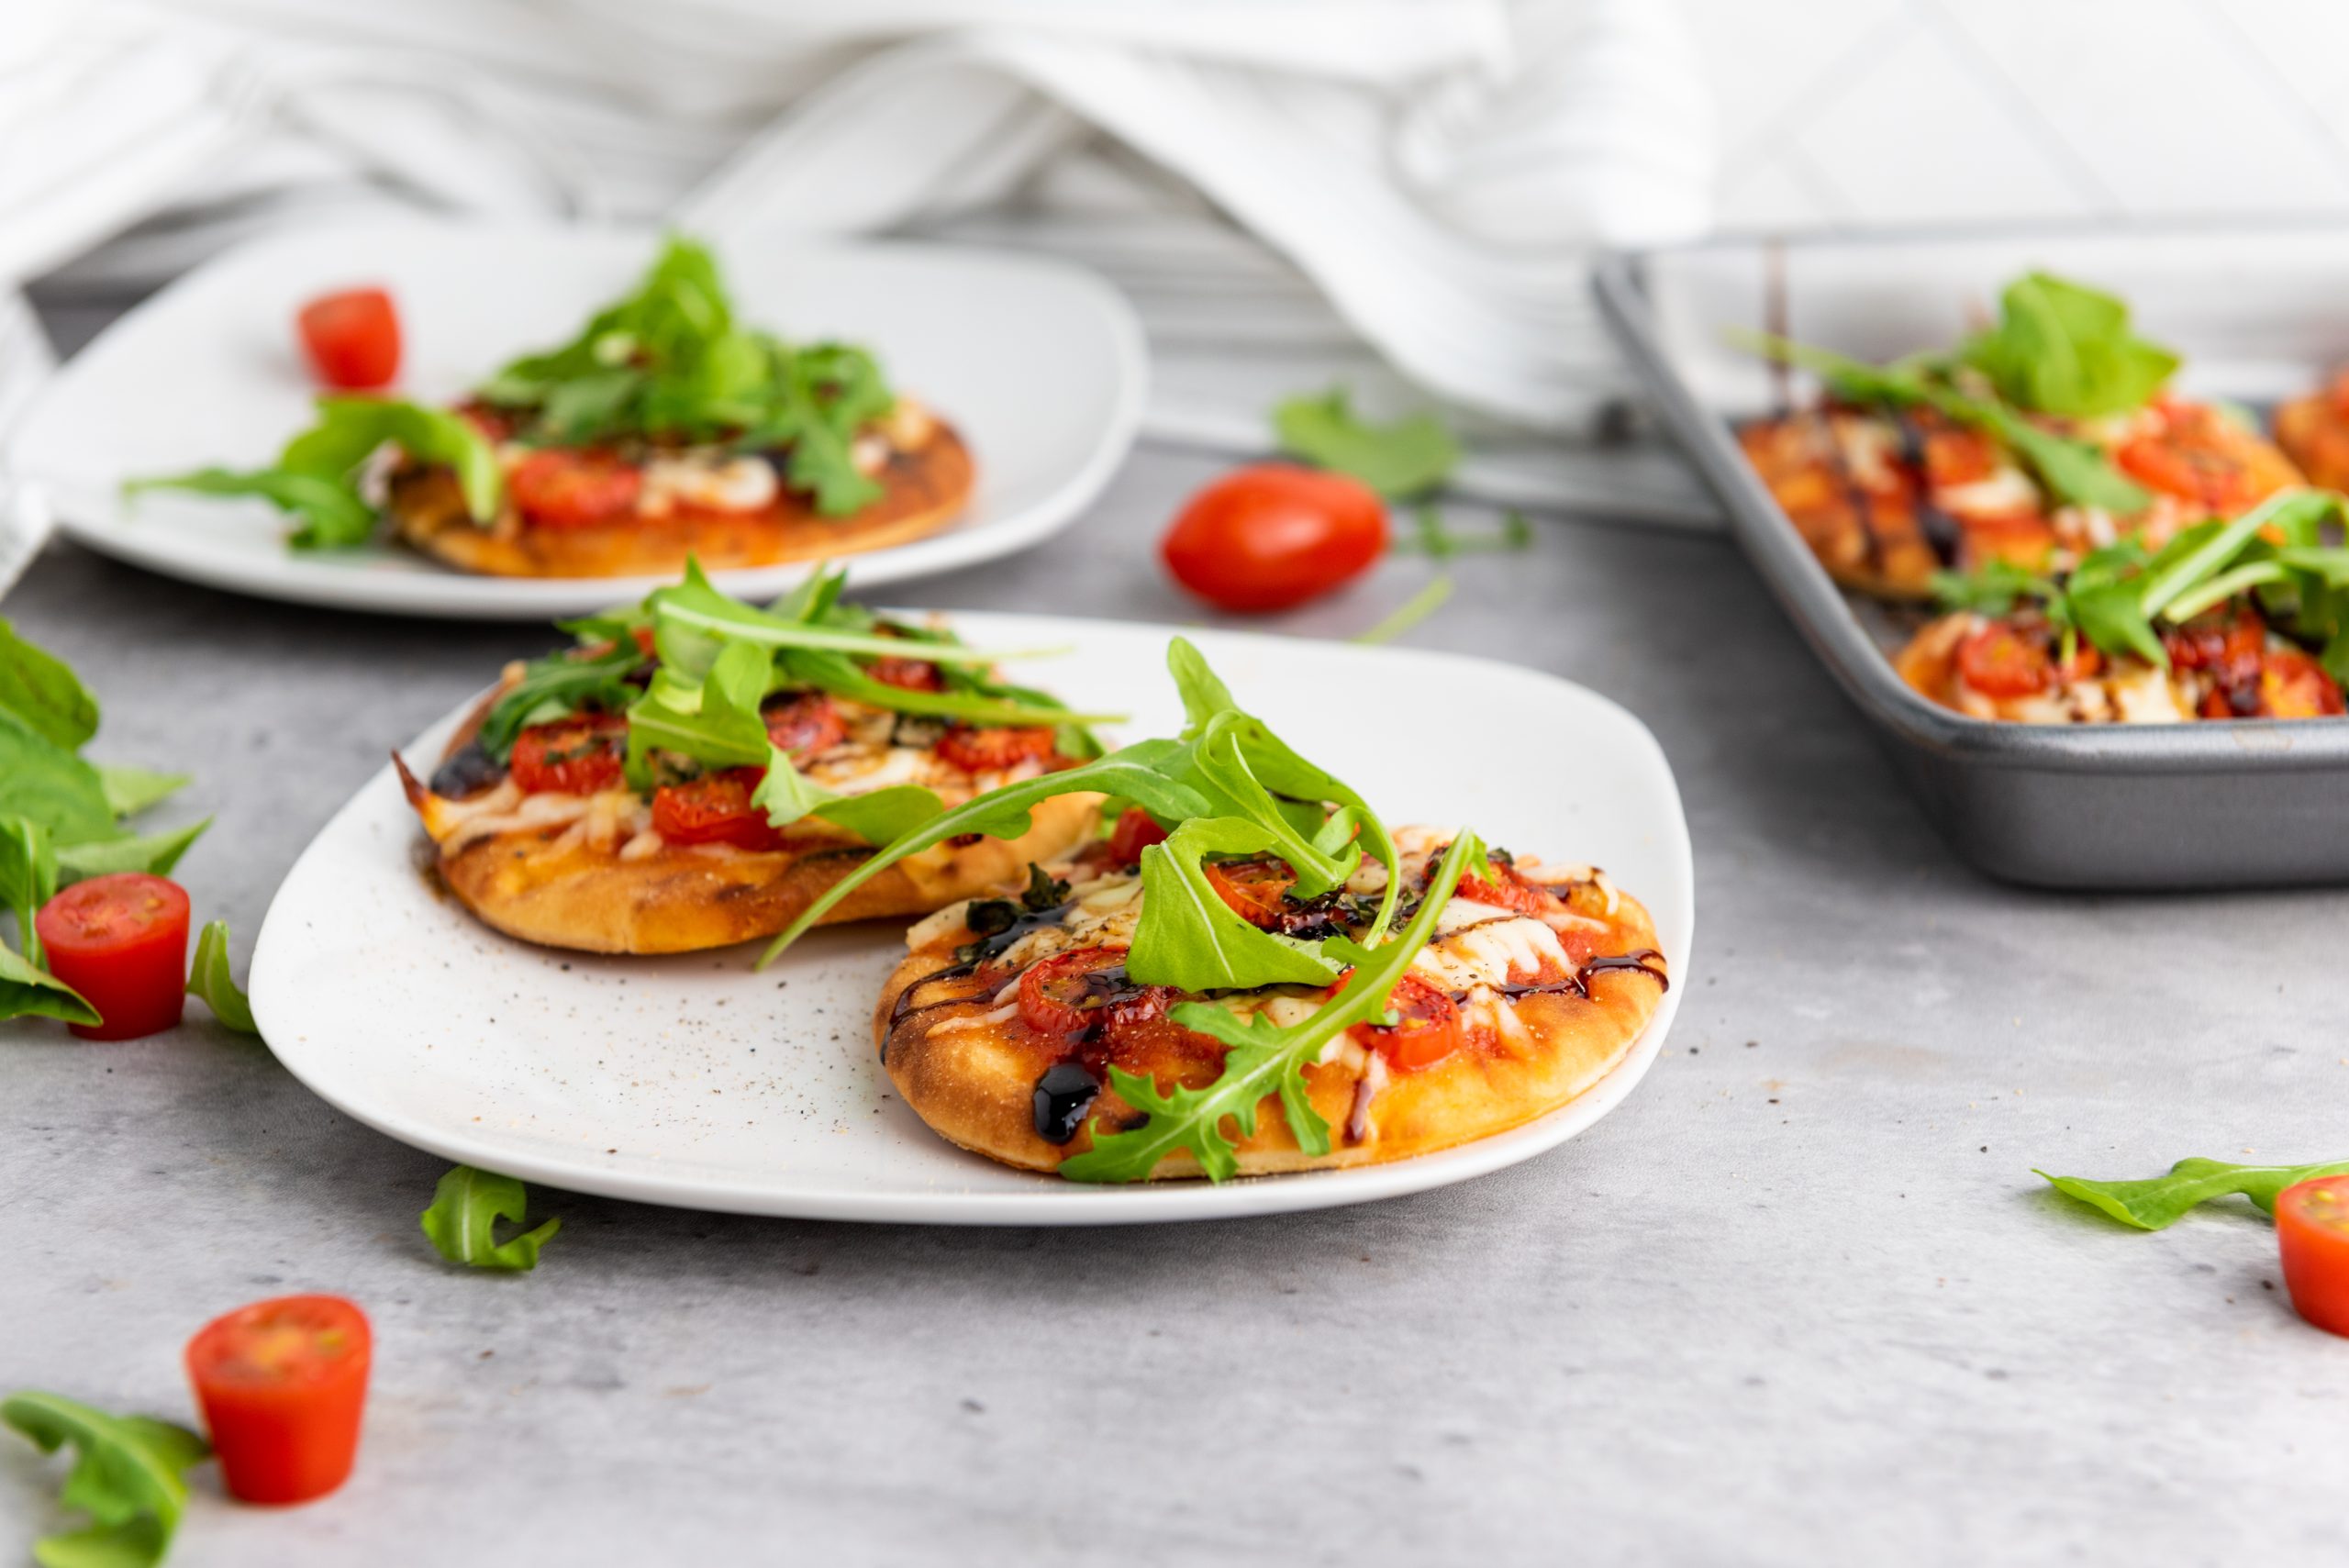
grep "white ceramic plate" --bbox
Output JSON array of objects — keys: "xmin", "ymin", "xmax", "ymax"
[
  {"xmin": 8, "ymin": 222, "xmax": 1145, "ymax": 619},
  {"xmin": 249, "ymin": 617, "xmax": 1693, "ymax": 1224}
]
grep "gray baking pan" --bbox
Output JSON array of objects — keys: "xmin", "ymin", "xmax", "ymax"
[{"xmin": 1594, "ymin": 224, "xmax": 2349, "ymax": 891}]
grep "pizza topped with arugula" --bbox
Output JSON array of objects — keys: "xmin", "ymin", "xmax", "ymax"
[
  {"xmin": 135, "ymin": 238, "xmax": 969, "ymax": 578},
  {"xmin": 397, "ymin": 564, "xmax": 1108, "ymax": 953},
  {"xmin": 1737, "ymin": 272, "xmax": 2303, "ymax": 599},
  {"xmin": 755, "ymin": 640, "xmax": 1670, "ymax": 1183}
]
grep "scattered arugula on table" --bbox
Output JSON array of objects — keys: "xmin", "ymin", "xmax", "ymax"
[
  {"xmin": 0, "ymin": 623, "xmax": 206, "ymax": 1027},
  {"xmin": 419, "ymin": 1165, "xmax": 562, "ymax": 1271},
  {"xmin": 1273, "ymin": 387, "xmax": 1460, "ymax": 498},
  {"xmin": 2, "ymin": 1390, "xmax": 208, "ymax": 1568},
  {"xmin": 2037, "ymin": 1156, "xmax": 2349, "ymax": 1230},
  {"xmin": 1932, "ymin": 488, "xmax": 2349, "ymax": 676},
  {"xmin": 1353, "ymin": 574, "xmax": 1454, "ymax": 646},
  {"xmin": 128, "ymin": 396, "xmax": 500, "ymax": 550},
  {"xmin": 1394, "ymin": 506, "xmax": 1531, "ymax": 559},
  {"xmin": 184, "ymin": 921, "xmax": 257, "ymax": 1035}
]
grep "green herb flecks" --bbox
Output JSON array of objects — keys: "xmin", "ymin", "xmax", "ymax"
[{"xmin": 420, "ymin": 1165, "xmax": 562, "ymax": 1271}]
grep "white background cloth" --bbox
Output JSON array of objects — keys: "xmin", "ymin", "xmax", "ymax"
[{"xmin": 0, "ymin": 0, "xmax": 1720, "ymax": 531}]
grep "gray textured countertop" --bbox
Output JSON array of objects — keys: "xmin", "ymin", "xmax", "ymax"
[{"xmin": 7, "ymin": 371, "xmax": 2349, "ymax": 1564}]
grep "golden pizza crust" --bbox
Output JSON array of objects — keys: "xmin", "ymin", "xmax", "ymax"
[
  {"xmin": 872, "ymin": 875, "xmax": 1668, "ymax": 1179},
  {"xmin": 385, "ymin": 421, "xmax": 974, "ymax": 579},
  {"xmin": 2275, "ymin": 385, "xmax": 2349, "ymax": 492}
]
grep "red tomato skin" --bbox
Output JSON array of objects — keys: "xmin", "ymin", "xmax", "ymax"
[
  {"xmin": 651, "ymin": 770, "xmax": 787, "ymax": 851},
  {"xmin": 1160, "ymin": 464, "xmax": 1387, "ymax": 613},
  {"xmin": 295, "ymin": 289, "xmax": 401, "ymax": 390},
  {"xmin": 508, "ymin": 450, "xmax": 644, "ymax": 530},
  {"xmin": 935, "ymin": 724, "xmax": 1059, "ymax": 774},
  {"xmin": 186, "ymin": 1295, "xmax": 372, "ymax": 1505},
  {"xmin": 507, "ymin": 713, "xmax": 628, "ymax": 795},
  {"xmin": 34, "ymin": 873, "xmax": 191, "ymax": 1040},
  {"xmin": 1106, "ymin": 806, "xmax": 1170, "ymax": 868},
  {"xmin": 2278, "ymin": 1175, "xmax": 2349, "ymax": 1338},
  {"xmin": 867, "ymin": 656, "xmax": 945, "ymax": 693},
  {"xmin": 1017, "ymin": 947, "xmax": 1132, "ymax": 1038},
  {"xmin": 1955, "ymin": 621, "xmax": 2054, "ymax": 699}
]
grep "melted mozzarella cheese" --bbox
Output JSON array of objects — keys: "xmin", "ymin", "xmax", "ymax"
[
  {"xmin": 639, "ymin": 451, "xmax": 779, "ymax": 516},
  {"xmin": 1936, "ymin": 466, "xmax": 2039, "ymax": 517}
]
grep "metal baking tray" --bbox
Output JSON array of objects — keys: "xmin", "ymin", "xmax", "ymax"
[{"xmin": 1595, "ymin": 224, "xmax": 2349, "ymax": 890}]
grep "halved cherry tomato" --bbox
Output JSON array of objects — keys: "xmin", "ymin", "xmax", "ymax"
[
  {"xmin": 1341, "ymin": 971, "xmax": 1465, "ymax": 1071},
  {"xmin": 1017, "ymin": 946, "xmax": 1134, "ymax": 1038},
  {"xmin": 1922, "ymin": 428, "xmax": 1999, "ymax": 487},
  {"xmin": 1106, "ymin": 806, "xmax": 1170, "ymax": 868},
  {"xmin": 2116, "ymin": 428, "xmax": 2261, "ymax": 515},
  {"xmin": 508, "ymin": 712, "xmax": 627, "ymax": 795},
  {"xmin": 34, "ymin": 873, "xmax": 190, "ymax": 1040},
  {"xmin": 508, "ymin": 449, "xmax": 643, "ymax": 529},
  {"xmin": 1955, "ymin": 621, "xmax": 2054, "ymax": 698},
  {"xmin": 1204, "ymin": 859, "xmax": 1295, "ymax": 928},
  {"xmin": 936, "ymin": 724, "xmax": 1059, "ymax": 774},
  {"xmin": 1161, "ymin": 464, "xmax": 1387, "ymax": 612},
  {"xmin": 2259, "ymin": 650, "xmax": 2346, "ymax": 718},
  {"xmin": 2278, "ymin": 1175, "xmax": 2349, "ymax": 1337},
  {"xmin": 651, "ymin": 769, "xmax": 785, "ymax": 851},
  {"xmin": 762, "ymin": 692, "xmax": 847, "ymax": 758},
  {"xmin": 867, "ymin": 655, "xmax": 945, "ymax": 693},
  {"xmin": 186, "ymin": 1294, "xmax": 371, "ymax": 1505},
  {"xmin": 1455, "ymin": 872, "xmax": 1553, "ymax": 919},
  {"xmin": 295, "ymin": 288, "xmax": 400, "ymax": 389}
]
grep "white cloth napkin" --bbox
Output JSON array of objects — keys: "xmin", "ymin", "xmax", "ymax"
[{"xmin": 1, "ymin": 0, "xmax": 1720, "ymax": 551}]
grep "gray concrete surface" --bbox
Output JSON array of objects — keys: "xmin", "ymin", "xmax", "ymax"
[{"xmin": 6, "ymin": 381, "xmax": 2349, "ymax": 1563}]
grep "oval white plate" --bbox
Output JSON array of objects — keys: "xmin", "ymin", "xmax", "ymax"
[
  {"xmin": 8, "ymin": 222, "xmax": 1145, "ymax": 619},
  {"xmin": 250, "ymin": 616, "xmax": 1693, "ymax": 1224}
]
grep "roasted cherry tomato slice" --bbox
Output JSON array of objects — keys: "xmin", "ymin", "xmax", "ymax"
[
  {"xmin": 1922, "ymin": 428, "xmax": 2000, "ymax": 487},
  {"xmin": 34, "ymin": 873, "xmax": 190, "ymax": 1041},
  {"xmin": 1955, "ymin": 621, "xmax": 2054, "ymax": 699},
  {"xmin": 762, "ymin": 692, "xmax": 847, "ymax": 759},
  {"xmin": 1160, "ymin": 463, "xmax": 1388, "ymax": 612},
  {"xmin": 507, "ymin": 712, "xmax": 627, "ymax": 795},
  {"xmin": 651, "ymin": 769, "xmax": 785, "ymax": 851},
  {"xmin": 936, "ymin": 723, "xmax": 1059, "ymax": 775},
  {"xmin": 1204, "ymin": 859, "xmax": 1295, "ymax": 928},
  {"xmin": 508, "ymin": 449, "xmax": 643, "ymax": 529},
  {"xmin": 1455, "ymin": 871, "xmax": 1554, "ymax": 919},
  {"xmin": 866, "ymin": 655, "xmax": 945, "ymax": 693},
  {"xmin": 1017, "ymin": 947, "xmax": 1134, "ymax": 1038},
  {"xmin": 295, "ymin": 288, "xmax": 400, "ymax": 389},
  {"xmin": 1342, "ymin": 971, "xmax": 1465, "ymax": 1071},
  {"xmin": 2116, "ymin": 432, "xmax": 2259, "ymax": 515},
  {"xmin": 1106, "ymin": 806, "xmax": 1171, "ymax": 868},
  {"xmin": 2278, "ymin": 1175, "xmax": 2349, "ymax": 1338},
  {"xmin": 186, "ymin": 1294, "xmax": 372, "ymax": 1505},
  {"xmin": 2260, "ymin": 650, "xmax": 2346, "ymax": 718}
]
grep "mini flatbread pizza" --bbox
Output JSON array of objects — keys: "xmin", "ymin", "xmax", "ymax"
[
  {"xmin": 398, "ymin": 566, "xmax": 1110, "ymax": 953},
  {"xmin": 2273, "ymin": 372, "xmax": 2349, "ymax": 491},
  {"xmin": 756, "ymin": 638, "xmax": 1671, "ymax": 1184},
  {"xmin": 874, "ymin": 827, "xmax": 1665, "ymax": 1178},
  {"xmin": 135, "ymin": 237, "xmax": 970, "ymax": 577},
  {"xmin": 1740, "ymin": 273, "xmax": 2302, "ymax": 598}
]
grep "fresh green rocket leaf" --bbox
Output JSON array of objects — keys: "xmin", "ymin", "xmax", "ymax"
[
  {"xmin": 474, "ymin": 641, "xmax": 644, "ymax": 762},
  {"xmin": 124, "ymin": 466, "xmax": 378, "ymax": 550},
  {"xmin": 0, "ymin": 943, "xmax": 99, "ymax": 1028},
  {"xmin": 1961, "ymin": 272, "xmax": 2179, "ymax": 418},
  {"xmin": 56, "ymin": 820, "xmax": 208, "ymax": 885},
  {"xmin": 0, "ymin": 712, "xmax": 117, "ymax": 848},
  {"xmin": 0, "ymin": 814, "xmax": 59, "ymax": 967},
  {"xmin": 807, "ymin": 784, "xmax": 949, "ymax": 848},
  {"xmin": 185, "ymin": 920, "xmax": 257, "ymax": 1035},
  {"xmin": 0, "ymin": 620, "xmax": 98, "ymax": 751},
  {"xmin": 2036, "ymin": 1156, "xmax": 2349, "ymax": 1230},
  {"xmin": 647, "ymin": 561, "xmax": 1052, "ymax": 667},
  {"xmin": 623, "ymin": 639, "xmax": 773, "ymax": 786},
  {"xmin": 1127, "ymin": 817, "xmax": 1343, "ymax": 993},
  {"xmin": 419, "ymin": 1165, "xmax": 562, "ymax": 1271},
  {"xmin": 94, "ymin": 766, "xmax": 188, "ymax": 820},
  {"xmin": 1273, "ymin": 387, "xmax": 1460, "ymax": 497},
  {"xmin": 1062, "ymin": 828, "xmax": 1486, "ymax": 1184},
  {"xmin": 1, "ymin": 1392, "xmax": 207, "ymax": 1568}
]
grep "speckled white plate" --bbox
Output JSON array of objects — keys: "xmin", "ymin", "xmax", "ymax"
[
  {"xmin": 249, "ymin": 616, "xmax": 1693, "ymax": 1223},
  {"xmin": 7, "ymin": 221, "xmax": 1144, "ymax": 619}
]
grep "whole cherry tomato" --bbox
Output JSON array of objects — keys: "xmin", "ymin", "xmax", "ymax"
[
  {"xmin": 1160, "ymin": 464, "xmax": 1387, "ymax": 612},
  {"xmin": 35, "ymin": 873, "xmax": 191, "ymax": 1040},
  {"xmin": 296, "ymin": 288, "xmax": 401, "ymax": 389},
  {"xmin": 186, "ymin": 1294, "xmax": 372, "ymax": 1504}
]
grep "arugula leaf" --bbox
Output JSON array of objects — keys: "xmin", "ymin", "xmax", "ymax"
[
  {"xmin": 0, "ymin": 943, "xmax": 99, "ymax": 1028},
  {"xmin": 1127, "ymin": 818, "xmax": 1343, "ymax": 992},
  {"xmin": 94, "ymin": 766, "xmax": 188, "ymax": 820},
  {"xmin": 1062, "ymin": 828, "xmax": 1486, "ymax": 1184},
  {"xmin": 1395, "ymin": 506, "xmax": 1531, "ymax": 559},
  {"xmin": 1167, "ymin": 639, "xmax": 1237, "ymax": 730},
  {"xmin": 1353, "ymin": 574, "xmax": 1454, "ymax": 645},
  {"xmin": 648, "ymin": 561, "xmax": 1053, "ymax": 667},
  {"xmin": 0, "ymin": 712, "xmax": 118, "ymax": 848},
  {"xmin": 185, "ymin": 920, "xmax": 257, "ymax": 1034},
  {"xmin": 1274, "ymin": 387, "xmax": 1459, "ymax": 497},
  {"xmin": 0, "ymin": 620, "xmax": 98, "ymax": 751},
  {"xmin": 2036, "ymin": 1156, "xmax": 2349, "ymax": 1230},
  {"xmin": 0, "ymin": 814, "xmax": 59, "ymax": 967},
  {"xmin": 1961, "ymin": 272, "xmax": 2179, "ymax": 418},
  {"xmin": 2, "ymin": 1393, "xmax": 207, "ymax": 1568},
  {"xmin": 474, "ymin": 641, "xmax": 643, "ymax": 762},
  {"xmin": 56, "ymin": 820, "xmax": 208, "ymax": 884},
  {"xmin": 622, "ymin": 639, "xmax": 773, "ymax": 787},
  {"xmin": 130, "ymin": 396, "xmax": 502, "ymax": 549},
  {"xmin": 758, "ymin": 740, "xmax": 1214, "ymax": 966},
  {"xmin": 419, "ymin": 1165, "xmax": 562, "ymax": 1271},
  {"xmin": 807, "ymin": 784, "xmax": 948, "ymax": 848}
]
